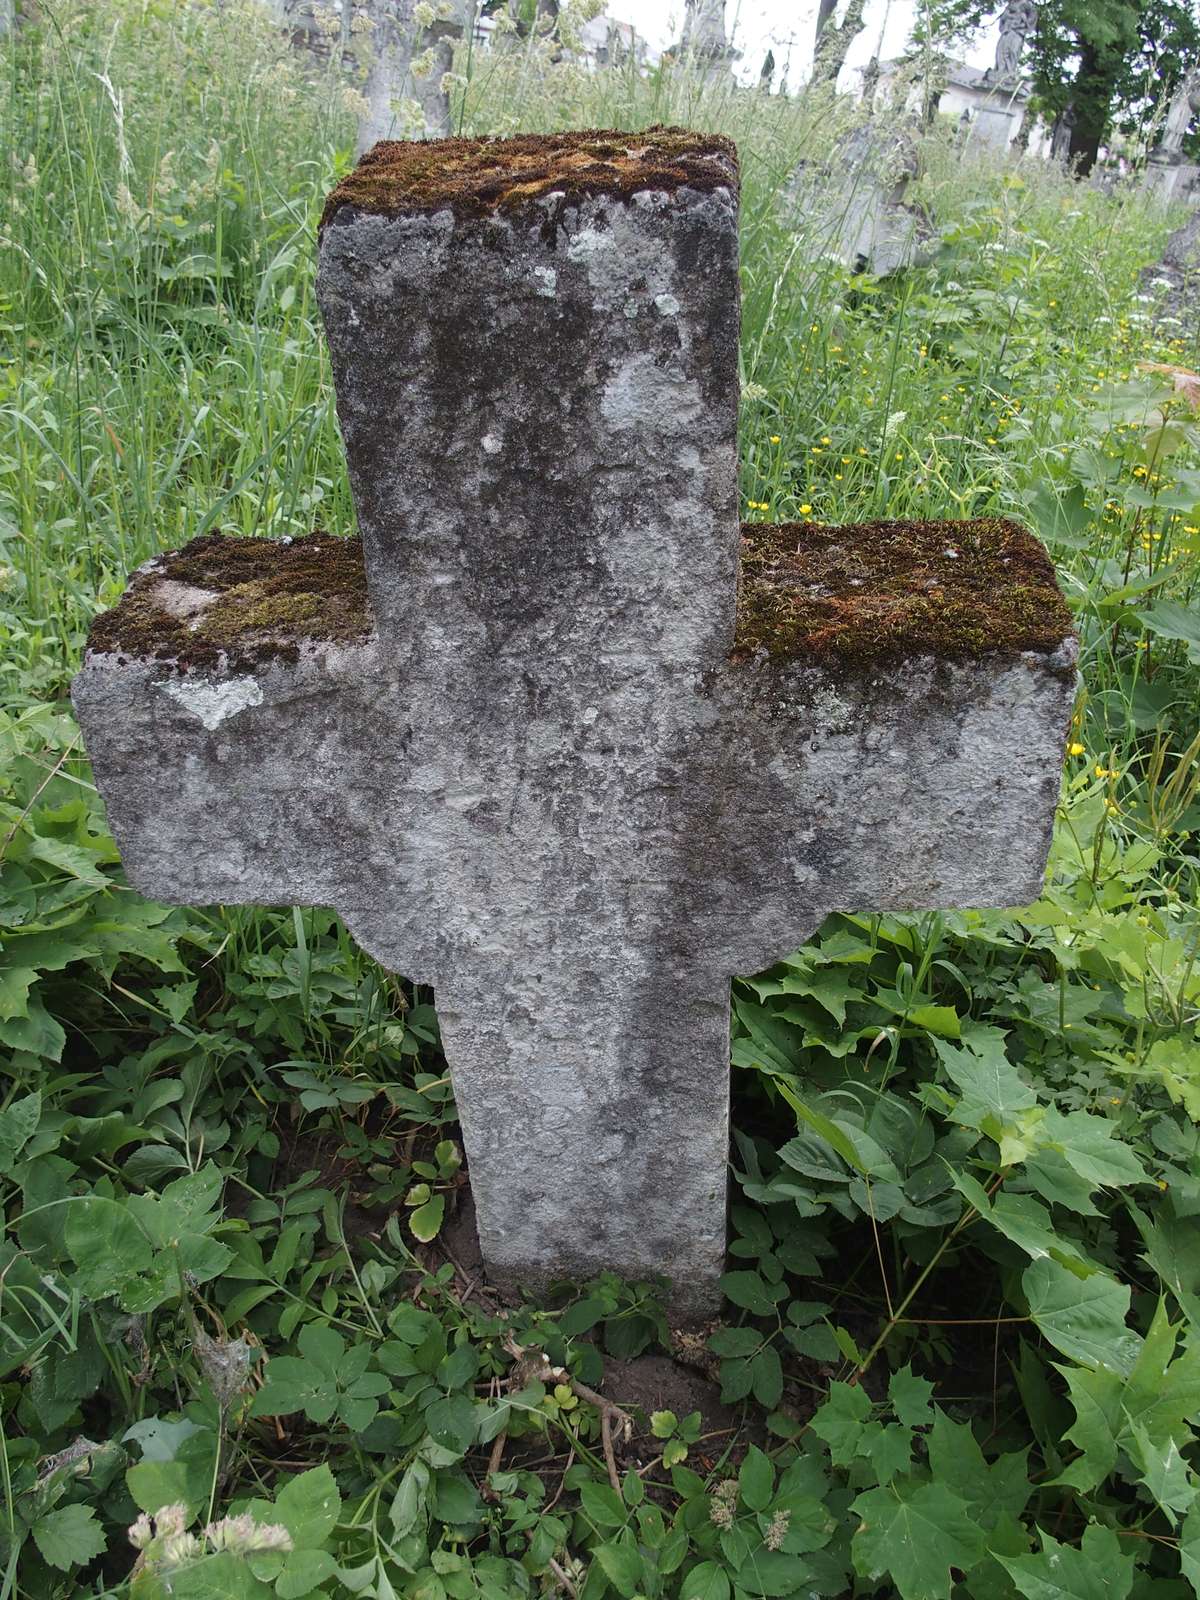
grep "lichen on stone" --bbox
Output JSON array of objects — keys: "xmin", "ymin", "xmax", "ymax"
[
  {"xmin": 320, "ymin": 126, "xmax": 739, "ymax": 229},
  {"xmin": 86, "ymin": 532, "xmax": 372, "ymax": 674},
  {"xmin": 733, "ymin": 517, "xmax": 1075, "ymax": 669}
]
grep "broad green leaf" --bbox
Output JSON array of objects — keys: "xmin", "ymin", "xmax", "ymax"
[
  {"xmin": 889, "ymin": 1365, "xmax": 934, "ymax": 1427},
  {"xmin": 927, "ymin": 1411, "xmax": 1032, "ymax": 1528},
  {"xmin": 64, "ymin": 1195, "xmax": 154, "ymax": 1300},
  {"xmin": 594, "ymin": 1537, "xmax": 644, "ymax": 1598},
  {"xmin": 1037, "ymin": 1109, "xmax": 1146, "ymax": 1189},
  {"xmin": 1181, "ymin": 1502, "xmax": 1200, "ymax": 1592},
  {"xmin": 772, "ymin": 1080, "xmax": 866, "ymax": 1174},
  {"xmin": 998, "ymin": 1525, "xmax": 1133, "ymax": 1600},
  {"xmin": 1129, "ymin": 1418, "xmax": 1197, "ymax": 1523},
  {"xmin": 680, "ymin": 1560, "xmax": 731, "ymax": 1600},
  {"xmin": 1022, "ymin": 1258, "xmax": 1138, "ymax": 1374},
  {"xmin": 851, "ymin": 1478, "xmax": 985, "ymax": 1600},
  {"xmin": 273, "ymin": 1463, "xmax": 340, "ymax": 1545},
  {"xmin": 31, "ymin": 1503, "xmax": 106, "ymax": 1570},
  {"xmin": 409, "ymin": 1194, "xmax": 445, "ymax": 1243},
  {"xmin": 739, "ymin": 1445, "xmax": 775, "ymax": 1511},
  {"xmin": 1057, "ymin": 1362, "xmax": 1121, "ymax": 1492},
  {"xmin": 276, "ymin": 1548, "xmax": 337, "ymax": 1600},
  {"xmin": 951, "ymin": 1172, "xmax": 1092, "ymax": 1274},
  {"xmin": 0, "ymin": 1091, "xmax": 40, "ymax": 1168},
  {"xmin": 735, "ymin": 1551, "xmax": 815, "ymax": 1596},
  {"xmin": 720, "ymin": 1271, "xmax": 786, "ymax": 1315},
  {"xmin": 126, "ymin": 1430, "xmax": 218, "ymax": 1518},
  {"xmin": 810, "ymin": 1383, "xmax": 873, "ymax": 1467},
  {"xmin": 580, "ymin": 1481, "xmax": 627, "ymax": 1530},
  {"xmin": 934, "ymin": 1032, "xmax": 1036, "ymax": 1132}
]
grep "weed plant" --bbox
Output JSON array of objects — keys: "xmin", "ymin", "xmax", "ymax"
[{"xmin": 1, "ymin": 3, "xmax": 1199, "ymax": 1597}]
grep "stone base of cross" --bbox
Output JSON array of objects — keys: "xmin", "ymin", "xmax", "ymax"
[{"xmin": 73, "ymin": 131, "xmax": 1075, "ymax": 1319}]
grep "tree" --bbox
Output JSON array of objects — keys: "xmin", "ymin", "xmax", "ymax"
[{"xmin": 911, "ymin": 0, "xmax": 1200, "ymax": 173}]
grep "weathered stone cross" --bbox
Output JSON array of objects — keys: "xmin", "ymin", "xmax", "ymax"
[{"xmin": 73, "ymin": 130, "xmax": 1075, "ymax": 1317}]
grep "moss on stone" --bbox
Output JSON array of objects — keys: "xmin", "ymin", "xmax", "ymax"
[
  {"xmin": 87, "ymin": 531, "xmax": 372, "ymax": 674},
  {"xmin": 320, "ymin": 126, "xmax": 739, "ymax": 229},
  {"xmin": 733, "ymin": 517, "xmax": 1074, "ymax": 669}
]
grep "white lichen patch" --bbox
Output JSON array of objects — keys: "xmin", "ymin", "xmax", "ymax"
[
  {"xmin": 654, "ymin": 293, "xmax": 680, "ymax": 316},
  {"xmin": 153, "ymin": 580, "xmax": 220, "ymax": 629},
  {"xmin": 600, "ymin": 355, "xmax": 702, "ymax": 432},
  {"xmin": 482, "ymin": 433, "xmax": 504, "ymax": 455},
  {"xmin": 531, "ymin": 267, "xmax": 557, "ymax": 298},
  {"xmin": 158, "ymin": 674, "xmax": 264, "ymax": 731}
]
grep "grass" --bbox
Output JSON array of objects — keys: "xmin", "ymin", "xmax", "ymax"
[{"xmin": 1, "ymin": 3, "xmax": 1199, "ymax": 1598}]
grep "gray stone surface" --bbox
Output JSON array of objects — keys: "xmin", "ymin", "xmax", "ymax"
[{"xmin": 73, "ymin": 134, "xmax": 1076, "ymax": 1318}]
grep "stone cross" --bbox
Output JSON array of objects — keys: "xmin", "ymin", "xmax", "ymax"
[{"xmin": 73, "ymin": 130, "xmax": 1076, "ymax": 1318}]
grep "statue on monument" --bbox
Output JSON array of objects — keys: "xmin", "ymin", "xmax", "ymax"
[
  {"xmin": 1158, "ymin": 65, "xmax": 1200, "ymax": 160},
  {"xmin": 985, "ymin": 0, "xmax": 1036, "ymax": 85}
]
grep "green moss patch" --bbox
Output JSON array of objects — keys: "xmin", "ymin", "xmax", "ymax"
[
  {"xmin": 733, "ymin": 517, "xmax": 1074, "ymax": 668},
  {"xmin": 87, "ymin": 532, "xmax": 372, "ymax": 674},
  {"xmin": 320, "ymin": 126, "xmax": 739, "ymax": 228}
]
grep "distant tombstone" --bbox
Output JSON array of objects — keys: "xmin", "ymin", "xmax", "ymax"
[
  {"xmin": 807, "ymin": 120, "xmax": 934, "ymax": 275},
  {"xmin": 1145, "ymin": 68, "xmax": 1200, "ymax": 203},
  {"xmin": 1050, "ymin": 104, "xmax": 1075, "ymax": 164},
  {"xmin": 73, "ymin": 131, "xmax": 1076, "ymax": 1316}
]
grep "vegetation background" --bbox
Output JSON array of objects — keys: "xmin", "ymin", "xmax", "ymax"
[{"xmin": 1, "ymin": 2, "xmax": 1199, "ymax": 1596}]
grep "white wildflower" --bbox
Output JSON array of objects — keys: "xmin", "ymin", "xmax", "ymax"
[
  {"xmin": 413, "ymin": 1, "xmax": 435, "ymax": 27},
  {"xmin": 206, "ymin": 1513, "xmax": 293, "ymax": 1554},
  {"xmin": 411, "ymin": 46, "xmax": 436, "ymax": 78}
]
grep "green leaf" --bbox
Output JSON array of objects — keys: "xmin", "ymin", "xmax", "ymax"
[
  {"xmin": 720, "ymin": 1271, "xmax": 786, "ymax": 1315},
  {"xmin": 739, "ymin": 1445, "xmax": 775, "ymax": 1511},
  {"xmin": 750, "ymin": 1346, "xmax": 783, "ymax": 1410},
  {"xmin": 889, "ymin": 1365, "xmax": 934, "ymax": 1427},
  {"xmin": 1022, "ymin": 1259, "xmax": 1138, "ymax": 1374},
  {"xmin": 594, "ymin": 1538, "xmax": 644, "ymax": 1598},
  {"xmin": 951, "ymin": 1172, "xmax": 1092, "ymax": 1274},
  {"xmin": 410, "ymin": 1194, "xmax": 445, "ymax": 1243},
  {"xmin": 1129, "ymin": 1418, "xmax": 1197, "ymax": 1523},
  {"xmin": 1139, "ymin": 598, "xmax": 1200, "ymax": 660},
  {"xmin": 31, "ymin": 1503, "xmax": 106, "ymax": 1570},
  {"xmin": 273, "ymin": 1463, "xmax": 340, "ymax": 1546},
  {"xmin": 680, "ymin": 1561, "xmax": 732, "ymax": 1600},
  {"xmin": 735, "ymin": 1551, "xmax": 815, "ymax": 1596},
  {"xmin": 998, "ymin": 1525, "xmax": 1133, "ymax": 1600},
  {"xmin": 771, "ymin": 1080, "xmax": 867, "ymax": 1173},
  {"xmin": 810, "ymin": 1382, "xmax": 873, "ymax": 1467},
  {"xmin": 1038, "ymin": 1109, "xmax": 1146, "ymax": 1190},
  {"xmin": 851, "ymin": 1478, "xmax": 985, "ymax": 1600},
  {"xmin": 0, "ymin": 1091, "xmax": 40, "ymax": 1169},
  {"xmin": 580, "ymin": 1481, "xmax": 627, "ymax": 1530},
  {"xmin": 126, "ymin": 1430, "xmax": 218, "ymax": 1519},
  {"xmin": 276, "ymin": 1547, "xmax": 337, "ymax": 1600},
  {"xmin": 1181, "ymin": 1502, "xmax": 1200, "ymax": 1592},
  {"xmin": 64, "ymin": 1195, "xmax": 154, "ymax": 1300},
  {"xmin": 934, "ymin": 1030, "xmax": 1036, "ymax": 1131}
]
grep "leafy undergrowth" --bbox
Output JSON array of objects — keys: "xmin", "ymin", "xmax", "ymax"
[
  {"xmin": 2, "ymin": 2, "xmax": 1200, "ymax": 1598},
  {"xmin": 3, "ymin": 699, "xmax": 1200, "ymax": 1598}
]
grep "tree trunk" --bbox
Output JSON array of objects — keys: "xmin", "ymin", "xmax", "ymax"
[
  {"xmin": 812, "ymin": 0, "xmax": 865, "ymax": 83},
  {"xmin": 1067, "ymin": 40, "xmax": 1114, "ymax": 176},
  {"xmin": 812, "ymin": 0, "xmax": 837, "ymax": 59}
]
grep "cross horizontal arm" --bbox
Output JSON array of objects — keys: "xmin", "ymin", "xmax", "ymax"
[
  {"xmin": 708, "ymin": 516, "xmax": 1077, "ymax": 974},
  {"xmin": 72, "ymin": 535, "xmax": 394, "ymax": 913}
]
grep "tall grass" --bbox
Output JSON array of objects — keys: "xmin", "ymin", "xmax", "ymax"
[{"xmin": 0, "ymin": 0, "xmax": 1197, "ymax": 892}]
